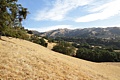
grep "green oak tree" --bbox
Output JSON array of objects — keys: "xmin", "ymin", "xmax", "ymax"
[{"xmin": 0, "ymin": 0, "xmax": 28, "ymax": 39}]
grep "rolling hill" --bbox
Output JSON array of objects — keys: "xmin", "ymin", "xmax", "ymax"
[
  {"xmin": 39, "ymin": 27, "xmax": 120, "ymax": 38},
  {"xmin": 0, "ymin": 36, "xmax": 120, "ymax": 80}
]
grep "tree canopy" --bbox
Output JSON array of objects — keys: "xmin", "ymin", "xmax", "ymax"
[{"xmin": 0, "ymin": 0, "xmax": 28, "ymax": 33}]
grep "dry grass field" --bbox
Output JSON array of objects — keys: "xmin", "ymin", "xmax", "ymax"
[{"xmin": 0, "ymin": 36, "xmax": 120, "ymax": 80}]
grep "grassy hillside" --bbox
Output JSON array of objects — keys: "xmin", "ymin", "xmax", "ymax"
[{"xmin": 0, "ymin": 36, "xmax": 120, "ymax": 80}]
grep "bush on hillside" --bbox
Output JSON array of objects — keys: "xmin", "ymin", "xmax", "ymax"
[
  {"xmin": 30, "ymin": 35, "xmax": 48, "ymax": 47},
  {"xmin": 27, "ymin": 30, "xmax": 33, "ymax": 34},
  {"xmin": 1, "ymin": 26, "xmax": 29, "ymax": 40},
  {"xmin": 39, "ymin": 38, "xmax": 48, "ymax": 47},
  {"xmin": 52, "ymin": 41, "xmax": 75, "ymax": 56}
]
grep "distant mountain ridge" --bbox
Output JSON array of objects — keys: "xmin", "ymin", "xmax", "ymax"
[{"xmin": 37, "ymin": 27, "xmax": 120, "ymax": 39}]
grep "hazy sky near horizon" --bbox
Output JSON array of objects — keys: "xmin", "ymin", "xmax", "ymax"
[{"xmin": 18, "ymin": 0, "xmax": 120, "ymax": 32}]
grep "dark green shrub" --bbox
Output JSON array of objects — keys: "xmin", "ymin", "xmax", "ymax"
[
  {"xmin": 52, "ymin": 41, "xmax": 75, "ymax": 56},
  {"xmin": 1, "ymin": 26, "xmax": 29, "ymax": 40},
  {"xmin": 39, "ymin": 38, "xmax": 48, "ymax": 47},
  {"xmin": 30, "ymin": 36, "xmax": 48, "ymax": 47},
  {"xmin": 27, "ymin": 30, "xmax": 33, "ymax": 34}
]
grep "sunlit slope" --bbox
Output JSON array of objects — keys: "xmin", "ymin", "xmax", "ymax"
[{"xmin": 0, "ymin": 36, "xmax": 120, "ymax": 80}]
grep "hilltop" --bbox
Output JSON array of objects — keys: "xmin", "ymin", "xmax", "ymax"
[
  {"xmin": 39, "ymin": 27, "xmax": 120, "ymax": 39},
  {"xmin": 0, "ymin": 36, "xmax": 120, "ymax": 80}
]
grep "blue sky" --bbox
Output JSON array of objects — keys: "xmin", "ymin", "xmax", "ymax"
[{"xmin": 18, "ymin": 0, "xmax": 120, "ymax": 32}]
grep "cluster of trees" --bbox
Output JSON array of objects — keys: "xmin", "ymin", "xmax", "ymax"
[
  {"xmin": 49, "ymin": 37, "xmax": 120, "ymax": 62},
  {"xmin": 54, "ymin": 37, "xmax": 120, "ymax": 50},
  {"xmin": 29, "ymin": 35, "xmax": 48, "ymax": 47},
  {"xmin": 52, "ymin": 41, "xmax": 75, "ymax": 56},
  {"xmin": 0, "ymin": 0, "xmax": 28, "ymax": 39},
  {"xmin": 76, "ymin": 48, "xmax": 120, "ymax": 62},
  {"xmin": 0, "ymin": 0, "xmax": 48, "ymax": 47}
]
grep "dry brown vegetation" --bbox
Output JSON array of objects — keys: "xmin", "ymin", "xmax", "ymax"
[
  {"xmin": 47, "ymin": 43, "xmax": 56, "ymax": 50},
  {"xmin": 0, "ymin": 36, "xmax": 120, "ymax": 80}
]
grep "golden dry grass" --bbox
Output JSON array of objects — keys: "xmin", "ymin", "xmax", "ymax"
[
  {"xmin": 44, "ymin": 38, "xmax": 56, "ymax": 50},
  {"xmin": 47, "ymin": 43, "xmax": 56, "ymax": 50},
  {"xmin": 0, "ymin": 36, "xmax": 120, "ymax": 80}
]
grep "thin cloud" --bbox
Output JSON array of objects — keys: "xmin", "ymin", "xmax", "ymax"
[
  {"xmin": 92, "ymin": 24, "xmax": 120, "ymax": 28},
  {"xmin": 26, "ymin": 24, "xmax": 120, "ymax": 32},
  {"xmin": 33, "ymin": 0, "xmax": 93, "ymax": 21},
  {"xmin": 75, "ymin": 0, "xmax": 120, "ymax": 22}
]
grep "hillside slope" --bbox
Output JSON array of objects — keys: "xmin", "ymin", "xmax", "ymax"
[{"xmin": 0, "ymin": 36, "xmax": 120, "ymax": 80}]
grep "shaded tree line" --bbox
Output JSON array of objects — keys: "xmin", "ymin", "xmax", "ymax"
[
  {"xmin": 51, "ymin": 37, "xmax": 120, "ymax": 62},
  {"xmin": 76, "ymin": 48, "xmax": 120, "ymax": 62},
  {"xmin": 54, "ymin": 37, "xmax": 120, "ymax": 50}
]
